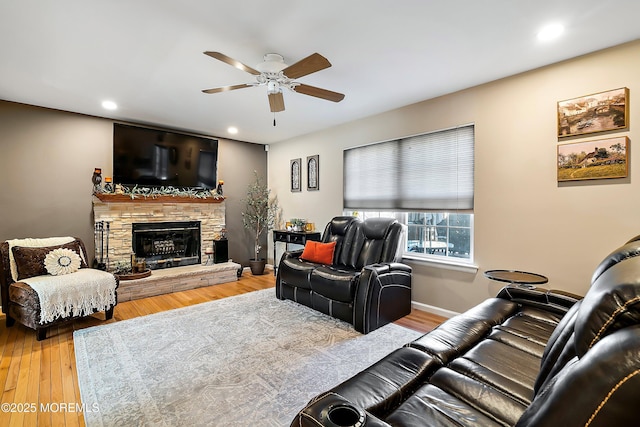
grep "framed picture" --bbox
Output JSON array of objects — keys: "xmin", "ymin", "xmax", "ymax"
[
  {"xmin": 557, "ymin": 87, "xmax": 628, "ymax": 138},
  {"xmin": 557, "ymin": 136, "xmax": 628, "ymax": 182},
  {"xmin": 290, "ymin": 158, "xmax": 301, "ymax": 192},
  {"xmin": 307, "ymin": 155, "xmax": 319, "ymax": 191}
]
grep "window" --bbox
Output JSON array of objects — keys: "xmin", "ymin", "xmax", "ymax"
[
  {"xmin": 343, "ymin": 125, "xmax": 474, "ymax": 264},
  {"xmin": 406, "ymin": 212, "xmax": 472, "ymax": 259},
  {"xmin": 343, "ymin": 210, "xmax": 473, "ymax": 263}
]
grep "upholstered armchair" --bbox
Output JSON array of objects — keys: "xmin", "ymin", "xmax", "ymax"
[{"xmin": 0, "ymin": 237, "xmax": 119, "ymax": 340}]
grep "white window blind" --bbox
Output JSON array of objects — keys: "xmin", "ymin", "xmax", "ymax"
[{"xmin": 343, "ymin": 125, "xmax": 474, "ymax": 211}]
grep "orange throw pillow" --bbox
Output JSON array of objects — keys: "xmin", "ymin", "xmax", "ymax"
[{"xmin": 300, "ymin": 241, "xmax": 336, "ymax": 265}]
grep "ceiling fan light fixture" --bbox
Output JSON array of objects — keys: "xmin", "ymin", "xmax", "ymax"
[{"xmin": 255, "ymin": 53, "xmax": 287, "ymax": 74}]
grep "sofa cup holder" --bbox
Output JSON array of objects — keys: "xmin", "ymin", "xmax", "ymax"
[{"xmin": 326, "ymin": 404, "xmax": 365, "ymax": 427}]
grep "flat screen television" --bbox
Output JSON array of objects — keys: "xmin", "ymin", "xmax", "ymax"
[{"xmin": 113, "ymin": 123, "xmax": 218, "ymax": 189}]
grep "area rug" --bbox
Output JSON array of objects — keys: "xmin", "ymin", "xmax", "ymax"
[{"xmin": 74, "ymin": 289, "xmax": 422, "ymax": 426}]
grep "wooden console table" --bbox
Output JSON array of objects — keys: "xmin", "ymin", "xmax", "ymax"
[{"xmin": 272, "ymin": 230, "xmax": 322, "ymax": 276}]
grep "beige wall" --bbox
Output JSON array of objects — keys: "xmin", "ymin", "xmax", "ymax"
[
  {"xmin": 268, "ymin": 40, "xmax": 640, "ymax": 314},
  {"xmin": 0, "ymin": 101, "xmax": 267, "ymax": 266}
]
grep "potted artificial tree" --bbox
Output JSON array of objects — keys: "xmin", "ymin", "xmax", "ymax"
[{"xmin": 242, "ymin": 172, "xmax": 280, "ymax": 275}]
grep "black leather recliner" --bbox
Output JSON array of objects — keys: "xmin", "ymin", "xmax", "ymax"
[
  {"xmin": 291, "ymin": 236, "xmax": 640, "ymax": 426},
  {"xmin": 276, "ymin": 216, "xmax": 412, "ymax": 333}
]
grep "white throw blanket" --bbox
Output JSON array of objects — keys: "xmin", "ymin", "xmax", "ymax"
[
  {"xmin": 22, "ymin": 269, "xmax": 117, "ymax": 324},
  {"xmin": 7, "ymin": 237, "xmax": 116, "ymax": 324}
]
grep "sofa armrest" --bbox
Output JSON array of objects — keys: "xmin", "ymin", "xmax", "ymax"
[
  {"xmin": 353, "ymin": 263, "xmax": 412, "ymax": 334},
  {"xmin": 497, "ymin": 286, "xmax": 579, "ymax": 316},
  {"xmin": 281, "ymin": 248, "xmax": 304, "ymax": 262},
  {"xmin": 291, "ymin": 392, "xmax": 392, "ymax": 427}
]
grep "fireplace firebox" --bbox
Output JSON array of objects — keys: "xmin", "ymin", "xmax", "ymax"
[{"xmin": 132, "ymin": 221, "xmax": 201, "ymax": 270}]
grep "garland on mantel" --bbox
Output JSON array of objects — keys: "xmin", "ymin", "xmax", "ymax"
[{"xmin": 95, "ymin": 184, "xmax": 224, "ymax": 201}]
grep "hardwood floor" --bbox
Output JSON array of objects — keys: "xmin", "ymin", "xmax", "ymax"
[{"xmin": 0, "ymin": 270, "xmax": 445, "ymax": 427}]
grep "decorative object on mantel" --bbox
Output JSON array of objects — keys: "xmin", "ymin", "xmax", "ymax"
[
  {"xmin": 121, "ymin": 184, "xmax": 223, "ymax": 200},
  {"xmin": 92, "ymin": 168, "xmax": 102, "ymax": 193},
  {"xmin": 242, "ymin": 171, "xmax": 281, "ymax": 275},
  {"xmin": 307, "ymin": 154, "xmax": 319, "ymax": 191},
  {"xmin": 557, "ymin": 87, "xmax": 628, "ymax": 138},
  {"xmin": 216, "ymin": 180, "xmax": 224, "ymax": 196},
  {"xmin": 103, "ymin": 177, "xmax": 114, "ymax": 193},
  {"xmin": 93, "ymin": 184, "xmax": 225, "ymax": 203}
]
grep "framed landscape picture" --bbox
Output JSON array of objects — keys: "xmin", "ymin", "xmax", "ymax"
[
  {"xmin": 557, "ymin": 136, "xmax": 628, "ymax": 182},
  {"xmin": 290, "ymin": 158, "xmax": 301, "ymax": 192},
  {"xmin": 557, "ymin": 87, "xmax": 628, "ymax": 138}
]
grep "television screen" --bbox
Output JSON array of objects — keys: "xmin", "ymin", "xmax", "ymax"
[{"xmin": 113, "ymin": 124, "xmax": 218, "ymax": 189}]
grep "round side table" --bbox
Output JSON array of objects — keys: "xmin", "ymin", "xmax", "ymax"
[{"xmin": 484, "ymin": 270, "xmax": 548, "ymax": 290}]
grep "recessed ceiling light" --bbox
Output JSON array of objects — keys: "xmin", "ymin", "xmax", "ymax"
[
  {"xmin": 537, "ymin": 23, "xmax": 564, "ymax": 42},
  {"xmin": 102, "ymin": 100, "xmax": 118, "ymax": 110},
  {"xmin": 227, "ymin": 126, "xmax": 238, "ymax": 135}
]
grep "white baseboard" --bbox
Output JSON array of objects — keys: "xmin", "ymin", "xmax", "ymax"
[{"xmin": 411, "ymin": 301, "xmax": 459, "ymax": 319}]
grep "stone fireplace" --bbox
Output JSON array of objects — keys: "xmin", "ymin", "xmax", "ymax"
[
  {"xmin": 92, "ymin": 194, "xmax": 225, "ymax": 271},
  {"xmin": 91, "ymin": 193, "xmax": 240, "ymax": 301}
]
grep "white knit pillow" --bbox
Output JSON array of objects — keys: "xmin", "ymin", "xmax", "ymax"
[{"xmin": 44, "ymin": 248, "xmax": 82, "ymax": 276}]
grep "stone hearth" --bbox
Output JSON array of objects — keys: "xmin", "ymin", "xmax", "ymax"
[{"xmin": 116, "ymin": 263, "xmax": 240, "ymax": 301}]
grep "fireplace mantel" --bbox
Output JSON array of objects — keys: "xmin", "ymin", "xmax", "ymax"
[{"xmin": 94, "ymin": 193, "xmax": 225, "ymax": 204}]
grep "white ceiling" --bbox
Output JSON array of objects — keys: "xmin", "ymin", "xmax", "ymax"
[{"xmin": 1, "ymin": 1, "xmax": 640, "ymax": 144}]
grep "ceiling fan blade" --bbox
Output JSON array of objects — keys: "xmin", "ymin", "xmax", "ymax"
[
  {"xmin": 202, "ymin": 83, "xmax": 253, "ymax": 94},
  {"xmin": 282, "ymin": 53, "xmax": 331, "ymax": 79},
  {"xmin": 293, "ymin": 84, "xmax": 345, "ymax": 103},
  {"xmin": 203, "ymin": 51, "xmax": 261, "ymax": 76},
  {"xmin": 268, "ymin": 92, "xmax": 285, "ymax": 112}
]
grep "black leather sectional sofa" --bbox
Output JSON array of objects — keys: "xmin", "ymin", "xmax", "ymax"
[
  {"xmin": 276, "ymin": 216, "xmax": 412, "ymax": 334},
  {"xmin": 291, "ymin": 236, "xmax": 640, "ymax": 426}
]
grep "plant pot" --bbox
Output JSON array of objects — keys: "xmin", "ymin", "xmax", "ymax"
[{"xmin": 249, "ymin": 259, "xmax": 266, "ymax": 275}]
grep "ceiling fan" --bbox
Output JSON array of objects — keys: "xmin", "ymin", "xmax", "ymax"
[{"xmin": 202, "ymin": 51, "xmax": 345, "ymax": 113}]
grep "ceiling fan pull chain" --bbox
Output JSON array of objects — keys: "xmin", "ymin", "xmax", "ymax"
[{"xmin": 273, "ymin": 113, "xmax": 277, "ymax": 127}]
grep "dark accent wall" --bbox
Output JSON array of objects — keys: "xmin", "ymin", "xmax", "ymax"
[{"xmin": 0, "ymin": 100, "xmax": 266, "ymax": 267}]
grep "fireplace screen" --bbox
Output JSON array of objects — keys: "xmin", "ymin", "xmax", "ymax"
[{"xmin": 132, "ymin": 221, "xmax": 201, "ymax": 270}]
